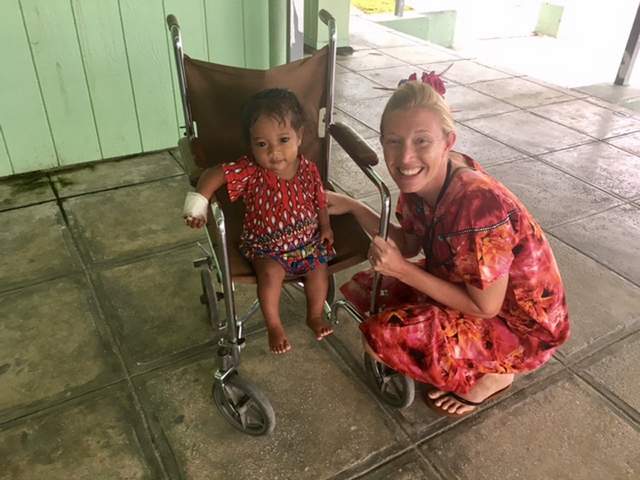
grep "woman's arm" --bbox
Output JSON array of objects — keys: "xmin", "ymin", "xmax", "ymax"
[
  {"xmin": 327, "ymin": 191, "xmax": 421, "ymax": 258},
  {"xmin": 370, "ymin": 236, "xmax": 508, "ymax": 318}
]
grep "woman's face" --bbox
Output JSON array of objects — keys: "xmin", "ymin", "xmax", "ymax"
[{"xmin": 381, "ymin": 107, "xmax": 455, "ymax": 198}]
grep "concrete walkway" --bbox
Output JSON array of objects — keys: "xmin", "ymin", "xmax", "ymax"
[{"xmin": 1, "ymin": 14, "xmax": 640, "ymax": 480}]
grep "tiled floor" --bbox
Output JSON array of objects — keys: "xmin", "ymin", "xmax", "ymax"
[{"xmin": 1, "ymin": 14, "xmax": 640, "ymax": 480}]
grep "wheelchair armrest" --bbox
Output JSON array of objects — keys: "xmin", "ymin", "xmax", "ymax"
[{"xmin": 329, "ymin": 122, "xmax": 379, "ymax": 168}]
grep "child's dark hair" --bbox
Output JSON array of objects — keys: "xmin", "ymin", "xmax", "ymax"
[{"xmin": 241, "ymin": 88, "xmax": 305, "ymax": 143}]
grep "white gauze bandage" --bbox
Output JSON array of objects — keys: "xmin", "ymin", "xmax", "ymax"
[{"xmin": 183, "ymin": 192, "xmax": 209, "ymax": 220}]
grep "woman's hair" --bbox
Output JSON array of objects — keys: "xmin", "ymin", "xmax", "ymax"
[
  {"xmin": 380, "ymin": 81, "xmax": 455, "ymax": 136},
  {"xmin": 241, "ymin": 88, "xmax": 305, "ymax": 143}
]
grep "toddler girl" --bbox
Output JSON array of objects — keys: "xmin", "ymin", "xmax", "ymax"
[{"xmin": 183, "ymin": 88, "xmax": 335, "ymax": 354}]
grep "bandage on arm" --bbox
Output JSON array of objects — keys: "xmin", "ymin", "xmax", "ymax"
[{"xmin": 183, "ymin": 191, "xmax": 209, "ymax": 220}]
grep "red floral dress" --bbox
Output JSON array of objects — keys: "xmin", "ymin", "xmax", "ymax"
[
  {"xmin": 341, "ymin": 155, "xmax": 570, "ymax": 394},
  {"xmin": 222, "ymin": 154, "xmax": 334, "ymax": 275}
]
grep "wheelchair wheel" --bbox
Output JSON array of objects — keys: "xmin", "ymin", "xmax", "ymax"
[
  {"xmin": 212, "ymin": 373, "xmax": 276, "ymax": 436},
  {"xmin": 363, "ymin": 354, "xmax": 415, "ymax": 409},
  {"xmin": 200, "ymin": 269, "xmax": 220, "ymax": 328}
]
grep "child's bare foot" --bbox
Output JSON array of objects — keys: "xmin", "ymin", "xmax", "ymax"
[
  {"xmin": 306, "ymin": 316, "xmax": 334, "ymax": 340},
  {"xmin": 267, "ymin": 324, "xmax": 291, "ymax": 354}
]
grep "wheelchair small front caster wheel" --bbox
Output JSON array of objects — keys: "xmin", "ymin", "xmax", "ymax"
[
  {"xmin": 212, "ymin": 373, "xmax": 276, "ymax": 436},
  {"xmin": 363, "ymin": 354, "xmax": 415, "ymax": 409}
]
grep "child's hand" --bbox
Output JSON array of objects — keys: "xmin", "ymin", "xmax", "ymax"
[
  {"xmin": 320, "ymin": 225, "xmax": 334, "ymax": 248},
  {"xmin": 184, "ymin": 215, "xmax": 206, "ymax": 229},
  {"xmin": 183, "ymin": 192, "xmax": 209, "ymax": 229}
]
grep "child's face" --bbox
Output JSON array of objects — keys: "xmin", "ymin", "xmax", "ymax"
[{"xmin": 249, "ymin": 114, "xmax": 302, "ymax": 179}]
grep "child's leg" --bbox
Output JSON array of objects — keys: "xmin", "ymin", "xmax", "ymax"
[
  {"xmin": 254, "ymin": 257, "xmax": 290, "ymax": 354},
  {"xmin": 304, "ymin": 263, "xmax": 334, "ymax": 340}
]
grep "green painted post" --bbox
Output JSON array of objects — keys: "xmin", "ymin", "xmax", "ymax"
[
  {"xmin": 304, "ymin": 0, "xmax": 350, "ymax": 49},
  {"xmin": 269, "ymin": 0, "xmax": 288, "ymax": 66}
]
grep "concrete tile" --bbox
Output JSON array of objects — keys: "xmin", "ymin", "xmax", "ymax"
[
  {"xmin": 540, "ymin": 142, "xmax": 640, "ymax": 199},
  {"xmin": 606, "ymin": 130, "xmax": 640, "ymax": 156},
  {"xmin": 349, "ymin": 28, "xmax": 416, "ymax": 49},
  {"xmin": 380, "ymin": 45, "xmax": 459, "ymax": 65},
  {"xmin": 550, "ymin": 204, "xmax": 640, "ymax": 284},
  {"xmin": 465, "ymin": 111, "xmax": 593, "ymax": 155},
  {"xmin": 52, "ymin": 151, "xmax": 182, "ymax": 197},
  {"xmin": 360, "ymin": 64, "xmax": 457, "ymax": 90},
  {"xmin": 0, "ymin": 276, "xmax": 122, "ymax": 420},
  {"xmin": 337, "ymin": 50, "xmax": 409, "ymax": 71},
  {"xmin": 335, "ymin": 71, "xmax": 389, "ymax": 103},
  {"xmin": 587, "ymin": 96, "xmax": 640, "ymax": 119},
  {"xmin": 547, "ymin": 236, "xmax": 640, "ymax": 359},
  {"xmin": 440, "ymin": 60, "xmax": 512, "ymax": 85},
  {"xmin": 63, "ymin": 176, "xmax": 202, "ymax": 263},
  {"xmin": 139, "ymin": 323, "xmax": 402, "ymax": 480},
  {"xmin": 390, "ymin": 358, "xmax": 561, "ymax": 441},
  {"xmin": 581, "ymin": 332, "xmax": 640, "ymax": 412},
  {"xmin": 422, "ymin": 374, "xmax": 640, "ymax": 479},
  {"xmin": 96, "ymin": 245, "xmax": 303, "ymax": 371},
  {"xmin": 486, "ymin": 159, "xmax": 620, "ymax": 228},
  {"xmin": 445, "ymin": 85, "xmax": 518, "ymax": 121},
  {"xmin": 531, "ymin": 100, "xmax": 640, "ymax": 139},
  {"xmin": 0, "ymin": 173, "xmax": 55, "ymax": 211},
  {"xmin": 471, "ymin": 77, "xmax": 574, "ymax": 108},
  {"xmin": 453, "ymin": 123, "xmax": 524, "ymax": 166},
  {"xmin": 336, "ymin": 96, "xmax": 389, "ymax": 132},
  {"xmin": 358, "ymin": 451, "xmax": 439, "ymax": 479},
  {"xmin": 333, "ymin": 109, "xmax": 380, "ymax": 139},
  {"xmin": 0, "ymin": 202, "xmax": 80, "ymax": 290},
  {"xmin": 0, "ymin": 387, "xmax": 160, "ymax": 480},
  {"xmin": 330, "ymin": 142, "xmax": 396, "ymax": 199},
  {"xmin": 576, "ymin": 83, "xmax": 640, "ymax": 104}
]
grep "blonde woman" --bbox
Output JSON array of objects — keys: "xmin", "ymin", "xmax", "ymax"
[{"xmin": 328, "ymin": 79, "xmax": 569, "ymax": 416}]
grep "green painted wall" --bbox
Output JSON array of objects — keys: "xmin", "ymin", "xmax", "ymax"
[
  {"xmin": 535, "ymin": 2, "xmax": 564, "ymax": 38},
  {"xmin": 0, "ymin": 0, "xmax": 288, "ymax": 176},
  {"xmin": 379, "ymin": 11, "xmax": 457, "ymax": 48},
  {"xmin": 304, "ymin": 0, "xmax": 350, "ymax": 49}
]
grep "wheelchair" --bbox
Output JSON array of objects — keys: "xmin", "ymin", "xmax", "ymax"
[{"xmin": 167, "ymin": 10, "xmax": 415, "ymax": 436}]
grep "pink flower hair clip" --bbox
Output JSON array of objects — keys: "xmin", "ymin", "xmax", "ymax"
[{"xmin": 374, "ymin": 64, "xmax": 453, "ymax": 97}]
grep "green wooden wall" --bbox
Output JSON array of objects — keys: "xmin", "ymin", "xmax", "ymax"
[{"xmin": 0, "ymin": 0, "xmax": 287, "ymax": 176}]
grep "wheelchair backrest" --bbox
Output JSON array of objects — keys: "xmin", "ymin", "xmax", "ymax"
[{"xmin": 184, "ymin": 48, "xmax": 330, "ymax": 178}]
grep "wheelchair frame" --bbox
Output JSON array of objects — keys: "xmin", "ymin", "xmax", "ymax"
[{"xmin": 167, "ymin": 10, "xmax": 414, "ymax": 436}]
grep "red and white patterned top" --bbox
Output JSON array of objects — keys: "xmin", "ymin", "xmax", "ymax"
[{"xmin": 222, "ymin": 155, "xmax": 327, "ymax": 259}]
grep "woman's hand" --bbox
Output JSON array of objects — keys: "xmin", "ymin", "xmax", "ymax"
[
  {"xmin": 368, "ymin": 236, "xmax": 408, "ymax": 278},
  {"xmin": 326, "ymin": 191, "xmax": 355, "ymax": 216}
]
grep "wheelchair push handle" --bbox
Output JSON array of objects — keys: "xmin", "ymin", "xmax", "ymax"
[
  {"xmin": 166, "ymin": 14, "xmax": 180, "ymax": 30},
  {"xmin": 319, "ymin": 9, "xmax": 335, "ymax": 26}
]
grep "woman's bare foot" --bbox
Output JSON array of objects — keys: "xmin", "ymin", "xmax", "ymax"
[
  {"xmin": 427, "ymin": 373, "xmax": 514, "ymax": 415},
  {"xmin": 306, "ymin": 316, "xmax": 334, "ymax": 340},
  {"xmin": 267, "ymin": 324, "xmax": 291, "ymax": 354}
]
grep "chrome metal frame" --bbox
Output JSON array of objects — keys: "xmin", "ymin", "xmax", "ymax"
[
  {"xmin": 167, "ymin": 15, "xmax": 194, "ymax": 137},
  {"xmin": 319, "ymin": 10, "xmax": 337, "ymax": 181},
  {"xmin": 166, "ymin": 12, "xmax": 341, "ymax": 384}
]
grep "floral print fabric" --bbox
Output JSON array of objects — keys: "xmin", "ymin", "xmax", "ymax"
[
  {"xmin": 223, "ymin": 155, "xmax": 334, "ymax": 275},
  {"xmin": 341, "ymin": 154, "xmax": 570, "ymax": 393}
]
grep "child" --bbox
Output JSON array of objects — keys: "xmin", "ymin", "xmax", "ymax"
[{"xmin": 182, "ymin": 88, "xmax": 335, "ymax": 354}]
